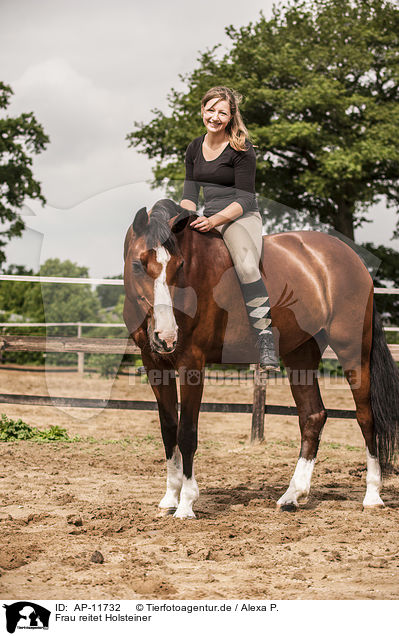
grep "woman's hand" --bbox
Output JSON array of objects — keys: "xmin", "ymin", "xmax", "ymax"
[{"xmin": 190, "ymin": 216, "xmax": 215, "ymax": 232}]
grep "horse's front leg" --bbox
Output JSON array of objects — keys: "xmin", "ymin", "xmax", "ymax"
[
  {"xmin": 174, "ymin": 360, "xmax": 204, "ymax": 519},
  {"xmin": 158, "ymin": 390, "xmax": 182, "ymax": 515},
  {"xmin": 142, "ymin": 354, "xmax": 181, "ymax": 515}
]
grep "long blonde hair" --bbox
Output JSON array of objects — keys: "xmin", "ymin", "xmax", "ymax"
[{"xmin": 201, "ymin": 86, "xmax": 250, "ymax": 151}]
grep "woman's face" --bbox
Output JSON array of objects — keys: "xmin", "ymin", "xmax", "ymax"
[{"xmin": 202, "ymin": 98, "xmax": 232, "ymax": 136}]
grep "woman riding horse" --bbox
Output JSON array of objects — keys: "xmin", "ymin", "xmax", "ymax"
[{"xmin": 180, "ymin": 86, "xmax": 279, "ymax": 371}]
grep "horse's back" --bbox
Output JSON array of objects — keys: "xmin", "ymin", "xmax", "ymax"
[
  {"xmin": 263, "ymin": 230, "xmax": 371, "ymax": 281},
  {"xmin": 259, "ymin": 230, "xmax": 373, "ymax": 353},
  {"xmin": 213, "ymin": 230, "xmax": 373, "ymax": 360}
]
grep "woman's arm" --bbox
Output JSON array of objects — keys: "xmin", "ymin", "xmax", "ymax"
[
  {"xmin": 233, "ymin": 145, "xmax": 257, "ymax": 211},
  {"xmin": 180, "ymin": 199, "xmax": 197, "ymax": 212},
  {"xmin": 181, "ymin": 141, "xmax": 200, "ymax": 210},
  {"xmin": 190, "ymin": 202, "xmax": 243, "ymax": 231}
]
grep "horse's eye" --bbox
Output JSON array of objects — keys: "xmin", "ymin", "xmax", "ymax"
[
  {"xmin": 178, "ymin": 260, "xmax": 184, "ymax": 270},
  {"xmin": 132, "ymin": 260, "xmax": 144, "ymax": 274}
]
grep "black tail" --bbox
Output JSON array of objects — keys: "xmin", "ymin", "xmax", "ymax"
[{"xmin": 370, "ymin": 299, "xmax": 399, "ymax": 472}]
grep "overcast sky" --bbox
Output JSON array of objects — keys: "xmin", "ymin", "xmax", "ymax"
[{"xmin": 1, "ymin": 0, "xmax": 398, "ymax": 277}]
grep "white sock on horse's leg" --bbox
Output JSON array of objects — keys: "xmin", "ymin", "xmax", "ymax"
[
  {"xmin": 158, "ymin": 446, "xmax": 183, "ymax": 512},
  {"xmin": 277, "ymin": 457, "xmax": 315, "ymax": 508},
  {"xmin": 174, "ymin": 473, "xmax": 199, "ymax": 519},
  {"xmin": 363, "ymin": 448, "xmax": 384, "ymax": 508}
]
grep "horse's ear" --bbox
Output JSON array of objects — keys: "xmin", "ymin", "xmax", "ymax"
[
  {"xmin": 170, "ymin": 210, "xmax": 195, "ymax": 234},
  {"xmin": 132, "ymin": 207, "xmax": 148, "ymax": 236}
]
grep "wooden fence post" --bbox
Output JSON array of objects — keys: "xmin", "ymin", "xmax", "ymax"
[
  {"xmin": 251, "ymin": 363, "xmax": 267, "ymax": 442},
  {"xmin": 77, "ymin": 323, "xmax": 84, "ymax": 375}
]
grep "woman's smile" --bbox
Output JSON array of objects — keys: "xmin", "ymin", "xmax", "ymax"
[{"xmin": 202, "ymin": 98, "xmax": 231, "ymax": 137}]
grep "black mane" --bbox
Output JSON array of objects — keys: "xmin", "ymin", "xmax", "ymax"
[{"xmin": 145, "ymin": 199, "xmax": 186, "ymax": 254}]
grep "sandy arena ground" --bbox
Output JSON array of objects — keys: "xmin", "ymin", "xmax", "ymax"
[{"xmin": 0, "ymin": 365, "xmax": 398, "ymax": 600}]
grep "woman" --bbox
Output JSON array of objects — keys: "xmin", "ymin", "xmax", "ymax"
[{"xmin": 180, "ymin": 86, "xmax": 279, "ymax": 370}]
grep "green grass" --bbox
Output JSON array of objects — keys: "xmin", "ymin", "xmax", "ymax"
[
  {"xmin": 268, "ymin": 439, "xmax": 297, "ymax": 449},
  {"xmin": 0, "ymin": 415, "xmax": 163, "ymax": 451},
  {"xmin": 321, "ymin": 440, "xmax": 362, "ymax": 452},
  {"xmin": 0, "ymin": 413, "xmax": 81, "ymax": 442}
]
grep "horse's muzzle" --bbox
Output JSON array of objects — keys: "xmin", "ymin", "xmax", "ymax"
[{"xmin": 152, "ymin": 330, "xmax": 177, "ymax": 354}]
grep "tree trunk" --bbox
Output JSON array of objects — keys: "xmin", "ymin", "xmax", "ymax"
[{"xmin": 334, "ymin": 201, "xmax": 355, "ymax": 240}]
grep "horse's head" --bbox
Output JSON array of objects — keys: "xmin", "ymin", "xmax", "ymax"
[{"xmin": 124, "ymin": 200, "xmax": 191, "ymax": 355}]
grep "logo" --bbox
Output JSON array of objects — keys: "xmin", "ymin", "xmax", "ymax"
[{"xmin": 3, "ymin": 603, "xmax": 50, "ymax": 634}]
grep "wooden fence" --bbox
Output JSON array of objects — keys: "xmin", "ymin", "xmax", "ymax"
[
  {"xmin": 0, "ymin": 332, "xmax": 398, "ymax": 442},
  {"xmin": 0, "ymin": 275, "xmax": 398, "ymax": 441}
]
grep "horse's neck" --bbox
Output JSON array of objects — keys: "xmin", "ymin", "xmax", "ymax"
[{"xmin": 178, "ymin": 227, "xmax": 233, "ymax": 290}]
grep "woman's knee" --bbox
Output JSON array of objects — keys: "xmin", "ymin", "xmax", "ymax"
[{"xmin": 232, "ymin": 253, "xmax": 261, "ymax": 284}]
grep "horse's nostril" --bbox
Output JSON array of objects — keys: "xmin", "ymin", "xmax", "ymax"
[{"xmin": 154, "ymin": 332, "xmax": 177, "ymax": 352}]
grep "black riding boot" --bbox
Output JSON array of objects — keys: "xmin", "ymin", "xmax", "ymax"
[{"xmin": 241, "ymin": 278, "xmax": 279, "ymax": 371}]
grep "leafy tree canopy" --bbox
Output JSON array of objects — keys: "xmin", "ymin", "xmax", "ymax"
[
  {"xmin": 0, "ymin": 264, "xmax": 36, "ymax": 319},
  {"xmin": 23, "ymin": 259, "xmax": 101, "ymax": 327},
  {"xmin": 0, "ymin": 82, "xmax": 49, "ymax": 265},
  {"xmin": 363, "ymin": 243, "xmax": 399, "ymax": 328},
  {"xmin": 96, "ymin": 275, "xmax": 124, "ymax": 309},
  {"xmin": 127, "ymin": 0, "xmax": 399, "ymax": 240}
]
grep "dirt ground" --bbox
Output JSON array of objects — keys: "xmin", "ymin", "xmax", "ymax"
[{"xmin": 0, "ymin": 365, "xmax": 398, "ymax": 600}]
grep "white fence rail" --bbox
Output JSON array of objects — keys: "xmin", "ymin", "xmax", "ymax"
[
  {"xmin": 0, "ymin": 275, "xmax": 124, "ymax": 285},
  {"xmin": 0, "ymin": 273, "xmax": 398, "ymax": 295}
]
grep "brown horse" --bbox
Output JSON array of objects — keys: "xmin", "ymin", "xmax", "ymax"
[{"xmin": 123, "ymin": 199, "xmax": 399, "ymax": 518}]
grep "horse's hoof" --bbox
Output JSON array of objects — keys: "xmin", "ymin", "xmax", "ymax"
[
  {"xmin": 157, "ymin": 507, "xmax": 177, "ymax": 517},
  {"xmin": 363, "ymin": 503, "xmax": 385, "ymax": 511},
  {"xmin": 363, "ymin": 493, "xmax": 385, "ymax": 509},
  {"xmin": 173, "ymin": 509, "xmax": 196, "ymax": 519},
  {"xmin": 277, "ymin": 502, "xmax": 298, "ymax": 512}
]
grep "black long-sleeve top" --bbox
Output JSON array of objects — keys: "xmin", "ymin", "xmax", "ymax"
[{"xmin": 182, "ymin": 134, "xmax": 259, "ymax": 217}]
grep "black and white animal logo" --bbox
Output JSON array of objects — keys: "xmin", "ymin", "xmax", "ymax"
[{"xmin": 3, "ymin": 602, "xmax": 50, "ymax": 633}]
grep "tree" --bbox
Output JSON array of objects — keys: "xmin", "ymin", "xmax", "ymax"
[
  {"xmin": 0, "ymin": 82, "xmax": 49, "ymax": 265},
  {"xmin": 127, "ymin": 0, "xmax": 399, "ymax": 240},
  {"xmin": 96, "ymin": 275, "xmax": 124, "ymax": 309},
  {"xmin": 24, "ymin": 259, "xmax": 101, "ymax": 330},
  {"xmin": 0, "ymin": 264, "xmax": 44, "ymax": 365},
  {"xmin": 0, "ymin": 264, "xmax": 37, "ymax": 319},
  {"xmin": 362, "ymin": 243, "xmax": 399, "ymax": 330}
]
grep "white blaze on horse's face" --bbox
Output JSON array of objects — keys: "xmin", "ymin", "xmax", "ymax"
[{"xmin": 152, "ymin": 246, "xmax": 178, "ymax": 352}]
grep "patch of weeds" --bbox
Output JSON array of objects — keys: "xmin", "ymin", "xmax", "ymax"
[
  {"xmin": 96, "ymin": 437, "xmax": 134, "ymax": 447},
  {"xmin": 321, "ymin": 441, "xmax": 361, "ymax": 452},
  {"xmin": 141, "ymin": 434, "xmax": 156, "ymax": 442},
  {"xmin": 38, "ymin": 425, "xmax": 78, "ymax": 442},
  {"xmin": 83, "ymin": 435, "xmax": 98, "ymax": 444},
  {"xmin": 78, "ymin": 436, "xmax": 134, "ymax": 447},
  {"xmin": 0, "ymin": 415, "xmax": 34, "ymax": 441},
  {"xmin": 268, "ymin": 439, "xmax": 297, "ymax": 449},
  {"xmin": 200, "ymin": 440, "xmax": 222, "ymax": 450},
  {"xmin": 0, "ymin": 414, "xmax": 80, "ymax": 443},
  {"xmin": 323, "ymin": 442, "xmax": 341, "ymax": 450}
]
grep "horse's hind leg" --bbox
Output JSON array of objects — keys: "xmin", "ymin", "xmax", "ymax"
[
  {"xmin": 278, "ymin": 337, "xmax": 327, "ymax": 511},
  {"xmin": 331, "ymin": 343, "xmax": 384, "ymax": 508},
  {"xmin": 328, "ymin": 294, "xmax": 384, "ymax": 508},
  {"xmin": 345, "ymin": 367, "xmax": 384, "ymax": 508}
]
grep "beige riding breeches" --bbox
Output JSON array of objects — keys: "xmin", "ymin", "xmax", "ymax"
[{"xmin": 215, "ymin": 210, "xmax": 263, "ymax": 284}]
